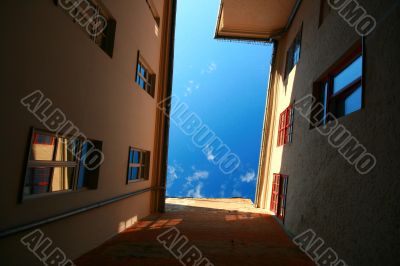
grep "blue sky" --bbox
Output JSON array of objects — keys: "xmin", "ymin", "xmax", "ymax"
[{"xmin": 166, "ymin": 0, "xmax": 272, "ymax": 201}]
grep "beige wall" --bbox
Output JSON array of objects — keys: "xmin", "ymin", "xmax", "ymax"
[{"xmin": 0, "ymin": 0, "xmax": 172, "ymax": 264}]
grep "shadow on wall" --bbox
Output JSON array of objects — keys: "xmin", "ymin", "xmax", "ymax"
[{"xmin": 275, "ymin": 4, "xmax": 399, "ymax": 264}]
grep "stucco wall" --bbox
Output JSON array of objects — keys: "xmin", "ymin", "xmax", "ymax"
[
  {"xmin": 0, "ymin": 0, "xmax": 167, "ymax": 263},
  {"xmin": 262, "ymin": 0, "xmax": 400, "ymax": 265}
]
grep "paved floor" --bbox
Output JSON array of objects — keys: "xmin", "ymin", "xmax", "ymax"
[{"xmin": 75, "ymin": 198, "xmax": 314, "ymax": 266}]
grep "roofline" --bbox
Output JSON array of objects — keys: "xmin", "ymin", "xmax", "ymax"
[{"xmin": 214, "ymin": 0, "xmax": 302, "ymax": 42}]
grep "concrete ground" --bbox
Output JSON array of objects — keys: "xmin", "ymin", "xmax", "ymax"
[{"xmin": 75, "ymin": 198, "xmax": 314, "ymax": 266}]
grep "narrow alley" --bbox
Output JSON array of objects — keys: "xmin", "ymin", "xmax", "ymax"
[{"xmin": 75, "ymin": 198, "xmax": 314, "ymax": 266}]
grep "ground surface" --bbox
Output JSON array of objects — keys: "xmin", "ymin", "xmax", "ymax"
[{"xmin": 75, "ymin": 198, "xmax": 314, "ymax": 266}]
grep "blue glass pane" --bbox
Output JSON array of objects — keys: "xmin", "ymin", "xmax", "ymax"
[
  {"xmin": 333, "ymin": 55, "xmax": 362, "ymax": 94},
  {"xmin": 129, "ymin": 167, "xmax": 138, "ymax": 181},
  {"xmin": 293, "ymin": 43, "xmax": 301, "ymax": 65},
  {"xmin": 129, "ymin": 149, "xmax": 134, "ymax": 163},
  {"xmin": 139, "ymin": 78, "xmax": 145, "ymax": 89},
  {"xmin": 322, "ymin": 81, "xmax": 328, "ymax": 125},
  {"xmin": 344, "ymin": 86, "xmax": 362, "ymax": 115},
  {"xmin": 77, "ymin": 142, "xmax": 88, "ymax": 189},
  {"xmin": 133, "ymin": 151, "xmax": 140, "ymax": 163}
]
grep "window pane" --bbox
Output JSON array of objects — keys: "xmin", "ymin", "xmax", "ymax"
[
  {"xmin": 30, "ymin": 135, "xmax": 79, "ymax": 162},
  {"xmin": 133, "ymin": 151, "xmax": 140, "ymax": 164},
  {"xmin": 31, "ymin": 133, "xmax": 55, "ymax": 160},
  {"xmin": 333, "ymin": 55, "xmax": 362, "ymax": 94},
  {"xmin": 344, "ymin": 86, "xmax": 362, "ymax": 115},
  {"xmin": 24, "ymin": 167, "xmax": 74, "ymax": 196},
  {"xmin": 140, "ymin": 78, "xmax": 145, "ymax": 89},
  {"xmin": 141, "ymin": 65, "xmax": 146, "ymax": 76},
  {"xmin": 140, "ymin": 166, "xmax": 146, "ymax": 179},
  {"xmin": 322, "ymin": 81, "xmax": 328, "ymax": 125},
  {"xmin": 24, "ymin": 167, "xmax": 51, "ymax": 195},
  {"xmin": 336, "ymin": 86, "xmax": 362, "ymax": 117},
  {"xmin": 51, "ymin": 167, "xmax": 75, "ymax": 192},
  {"xmin": 129, "ymin": 149, "xmax": 134, "ymax": 163},
  {"xmin": 54, "ymin": 137, "xmax": 80, "ymax": 161},
  {"xmin": 77, "ymin": 139, "xmax": 103, "ymax": 189},
  {"xmin": 77, "ymin": 143, "xmax": 89, "ymax": 189},
  {"xmin": 129, "ymin": 167, "xmax": 139, "ymax": 181},
  {"xmin": 293, "ymin": 42, "xmax": 301, "ymax": 65}
]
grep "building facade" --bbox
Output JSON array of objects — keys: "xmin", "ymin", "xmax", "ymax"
[
  {"xmin": 0, "ymin": 0, "xmax": 175, "ymax": 264},
  {"xmin": 217, "ymin": 0, "xmax": 399, "ymax": 265}
]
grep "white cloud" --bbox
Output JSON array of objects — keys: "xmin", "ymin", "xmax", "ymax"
[
  {"xmin": 232, "ymin": 189, "xmax": 242, "ymax": 197},
  {"xmin": 207, "ymin": 62, "xmax": 217, "ymax": 73},
  {"xmin": 240, "ymin": 170, "xmax": 256, "ymax": 183},
  {"xmin": 204, "ymin": 145, "xmax": 216, "ymax": 161},
  {"xmin": 167, "ymin": 161, "xmax": 184, "ymax": 188},
  {"xmin": 187, "ymin": 170, "xmax": 209, "ymax": 183},
  {"xmin": 182, "ymin": 169, "xmax": 209, "ymax": 198},
  {"xmin": 187, "ymin": 183, "xmax": 204, "ymax": 198},
  {"xmin": 219, "ymin": 184, "xmax": 226, "ymax": 197},
  {"xmin": 167, "ymin": 165, "xmax": 179, "ymax": 181},
  {"xmin": 201, "ymin": 62, "xmax": 217, "ymax": 75},
  {"xmin": 184, "ymin": 80, "xmax": 200, "ymax": 97}
]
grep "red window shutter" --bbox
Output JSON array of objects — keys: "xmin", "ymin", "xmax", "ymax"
[
  {"xmin": 270, "ymin": 174, "xmax": 289, "ymax": 222},
  {"xmin": 278, "ymin": 175, "xmax": 289, "ymax": 222},
  {"xmin": 270, "ymin": 174, "xmax": 280, "ymax": 214},
  {"xmin": 277, "ymin": 104, "xmax": 294, "ymax": 147}
]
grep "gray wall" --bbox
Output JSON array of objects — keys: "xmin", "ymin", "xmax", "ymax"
[{"xmin": 276, "ymin": 0, "xmax": 400, "ymax": 265}]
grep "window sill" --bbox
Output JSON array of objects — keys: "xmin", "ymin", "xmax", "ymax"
[
  {"xmin": 21, "ymin": 187, "xmax": 91, "ymax": 202},
  {"xmin": 127, "ymin": 178, "xmax": 149, "ymax": 184},
  {"xmin": 22, "ymin": 189, "xmax": 74, "ymax": 202}
]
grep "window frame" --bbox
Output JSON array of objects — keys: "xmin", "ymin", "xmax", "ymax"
[
  {"xmin": 135, "ymin": 51, "xmax": 156, "ymax": 97},
  {"xmin": 126, "ymin": 147, "xmax": 151, "ymax": 184},
  {"xmin": 270, "ymin": 174, "xmax": 289, "ymax": 222},
  {"xmin": 21, "ymin": 128, "xmax": 101, "ymax": 200},
  {"xmin": 318, "ymin": 0, "xmax": 331, "ymax": 27},
  {"xmin": 55, "ymin": 0, "xmax": 116, "ymax": 57},
  {"xmin": 311, "ymin": 42, "xmax": 364, "ymax": 127},
  {"xmin": 277, "ymin": 104, "xmax": 294, "ymax": 147},
  {"xmin": 145, "ymin": 0, "xmax": 161, "ymax": 27},
  {"xmin": 284, "ymin": 26, "xmax": 303, "ymax": 79}
]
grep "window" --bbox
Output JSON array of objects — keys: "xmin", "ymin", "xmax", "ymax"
[
  {"xmin": 312, "ymin": 44, "xmax": 363, "ymax": 127},
  {"xmin": 284, "ymin": 28, "xmax": 302, "ymax": 79},
  {"xmin": 136, "ymin": 52, "xmax": 156, "ymax": 97},
  {"xmin": 277, "ymin": 104, "xmax": 294, "ymax": 147},
  {"xmin": 319, "ymin": 0, "xmax": 331, "ymax": 27},
  {"xmin": 127, "ymin": 148, "xmax": 150, "ymax": 182},
  {"xmin": 23, "ymin": 129, "xmax": 102, "ymax": 198},
  {"xmin": 55, "ymin": 0, "xmax": 116, "ymax": 57},
  {"xmin": 270, "ymin": 174, "xmax": 289, "ymax": 222},
  {"xmin": 145, "ymin": 0, "xmax": 160, "ymax": 27}
]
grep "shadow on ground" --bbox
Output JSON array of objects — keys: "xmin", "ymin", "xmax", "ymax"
[{"xmin": 75, "ymin": 198, "xmax": 314, "ymax": 266}]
